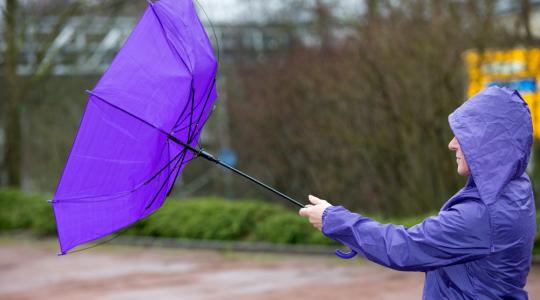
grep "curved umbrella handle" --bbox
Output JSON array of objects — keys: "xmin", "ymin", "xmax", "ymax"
[{"xmin": 335, "ymin": 248, "xmax": 357, "ymax": 259}]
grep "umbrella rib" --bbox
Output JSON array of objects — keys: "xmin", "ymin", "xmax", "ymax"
[
  {"xmin": 142, "ymin": 147, "xmax": 186, "ymax": 186},
  {"xmin": 171, "ymin": 77, "xmax": 217, "ymax": 153},
  {"xmin": 184, "ymin": 77, "xmax": 216, "ymax": 136},
  {"xmin": 185, "ymin": 78, "xmax": 217, "ymax": 139},
  {"xmin": 187, "ymin": 85, "xmax": 195, "ymax": 148},
  {"xmin": 144, "ymin": 85, "xmax": 196, "ymax": 210},
  {"xmin": 165, "ymin": 158, "xmax": 184, "ymax": 197},
  {"xmin": 164, "ymin": 146, "xmax": 191, "ymax": 199},
  {"xmin": 149, "ymin": 2, "xmax": 192, "ymax": 74},
  {"xmin": 173, "ymin": 84, "xmax": 198, "ymax": 132},
  {"xmin": 173, "ymin": 76, "xmax": 217, "ymax": 132},
  {"xmin": 144, "ymin": 146, "xmax": 187, "ymax": 210},
  {"xmin": 166, "ymin": 88, "xmax": 199, "ymax": 197},
  {"xmin": 173, "ymin": 85, "xmax": 197, "ymax": 133},
  {"xmin": 170, "ymin": 81, "xmax": 194, "ymax": 134}
]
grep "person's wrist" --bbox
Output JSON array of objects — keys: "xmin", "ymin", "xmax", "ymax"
[{"xmin": 321, "ymin": 205, "xmax": 333, "ymax": 234}]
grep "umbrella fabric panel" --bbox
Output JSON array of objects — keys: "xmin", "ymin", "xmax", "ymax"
[
  {"xmin": 92, "ymin": 5, "xmax": 192, "ymax": 132},
  {"xmin": 152, "ymin": 0, "xmax": 217, "ymax": 74},
  {"xmin": 53, "ymin": 95, "xmax": 182, "ymax": 254},
  {"xmin": 153, "ymin": 0, "xmax": 218, "ymax": 140},
  {"xmin": 92, "ymin": 0, "xmax": 218, "ymax": 132}
]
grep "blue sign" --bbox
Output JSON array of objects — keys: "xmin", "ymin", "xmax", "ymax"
[
  {"xmin": 488, "ymin": 78, "xmax": 537, "ymax": 93},
  {"xmin": 218, "ymin": 148, "xmax": 237, "ymax": 167}
]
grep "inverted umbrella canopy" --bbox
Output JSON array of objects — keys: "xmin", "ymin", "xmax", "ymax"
[
  {"xmin": 52, "ymin": 0, "xmax": 218, "ymax": 254},
  {"xmin": 52, "ymin": 0, "xmax": 340, "ymax": 258}
]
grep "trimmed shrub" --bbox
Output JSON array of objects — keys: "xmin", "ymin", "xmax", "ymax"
[
  {"xmin": 131, "ymin": 198, "xmax": 284, "ymax": 240},
  {"xmin": 253, "ymin": 213, "xmax": 314, "ymax": 244},
  {"xmin": 0, "ymin": 189, "xmax": 55, "ymax": 235}
]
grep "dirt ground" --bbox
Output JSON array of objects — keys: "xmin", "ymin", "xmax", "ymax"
[{"xmin": 1, "ymin": 238, "xmax": 540, "ymax": 300}]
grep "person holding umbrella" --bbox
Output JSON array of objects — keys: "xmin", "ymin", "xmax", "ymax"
[{"xmin": 299, "ymin": 86, "xmax": 536, "ymax": 299}]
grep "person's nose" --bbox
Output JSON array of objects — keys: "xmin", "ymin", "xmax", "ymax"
[{"xmin": 448, "ymin": 137, "xmax": 458, "ymax": 151}]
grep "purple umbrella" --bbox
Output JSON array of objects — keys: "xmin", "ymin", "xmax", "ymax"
[{"xmin": 51, "ymin": 0, "xmax": 306, "ymax": 255}]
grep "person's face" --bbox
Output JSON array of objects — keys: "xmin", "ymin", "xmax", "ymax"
[{"xmin": 448, "ymin": 136, "xmax": 470, "ymax": 176}]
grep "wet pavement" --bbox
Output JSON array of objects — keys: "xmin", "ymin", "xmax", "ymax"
[{"xmin": 0, "ymin": 238, "xmax": 539, "ymax": 300}]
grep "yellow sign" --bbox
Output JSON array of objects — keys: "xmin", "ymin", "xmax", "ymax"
[{"xmin": 465, "ymin": 48, "xmax": 540, "ymax": 138}]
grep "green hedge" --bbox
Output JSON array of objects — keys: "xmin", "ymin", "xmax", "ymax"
[
  {"xmin": 0, "ymin": 189, "xmax": 56, "ymax": 236},
  {"xmin": 1, "ymin": 189, "xmax": 539, "ymax": 252},
  {"xmin": 0, "ymin": 188, "xmax": 336, "ymax": 245}
]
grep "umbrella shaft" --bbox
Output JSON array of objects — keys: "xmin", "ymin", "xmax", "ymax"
[
  {"xmin": 168, "ymin": 135, "xmax": 305, "ymax": 208},
  {"xmin": 214, "ymin": 157, "xmax": 305, "ymax": 208}
]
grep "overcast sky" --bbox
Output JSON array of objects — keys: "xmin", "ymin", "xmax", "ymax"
[{"xmin": 197, "ymin": 0, "xmax": 363, "ymax": 23}]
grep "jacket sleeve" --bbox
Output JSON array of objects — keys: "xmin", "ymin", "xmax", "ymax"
[{"xmin": 322, "ymin": 199, "xmax": 492, "ymax": 272}]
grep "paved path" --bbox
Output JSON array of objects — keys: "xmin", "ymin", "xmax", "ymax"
[{"xmin": 0, "ymin": 238, "xmax": 539, "ymax": 300}]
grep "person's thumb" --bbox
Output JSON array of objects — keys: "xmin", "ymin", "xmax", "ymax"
[{"xmin": 308, "ymin": 195, "xmax": 322, "ymax": 205}]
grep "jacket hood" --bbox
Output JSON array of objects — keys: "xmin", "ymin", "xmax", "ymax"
[{"xmin": 448, "ymin": 86, "xmax": 533, "ymax": 205}]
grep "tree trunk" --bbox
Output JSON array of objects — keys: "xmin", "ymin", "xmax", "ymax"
[
  {"xmin": 521, "ymin": 0, "xmax": 540, "ymax": 198},
  {"xmin": 521, "ymin": 0, "xmax": 533, "ymax": 45},
  {"xmin": 366, "ymin": 0, "xmax": 379, "ymax": 24},
  {"xmin": 4, "ymin": 0, "xmax": 22, "ymax": 187}
]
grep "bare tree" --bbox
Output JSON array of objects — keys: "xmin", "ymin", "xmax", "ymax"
[
  {"xmin": 1, "ymin": 0, "xmax": 128, "ymax": 187},
  {"xmin": 521, "ymin": 0, "xmax": 534, "ymax": 45},
  {"xmin": 229, "ymin": 0, "xmax": 519, "ymax": 216},
  {"xmin": 4, "ymin": 0, "xmax": 21, "ymax": 187}
]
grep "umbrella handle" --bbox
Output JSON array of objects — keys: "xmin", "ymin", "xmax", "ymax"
[{"xmin": 335, "ymin": 248, "xmax": 357, "ymax": 259}]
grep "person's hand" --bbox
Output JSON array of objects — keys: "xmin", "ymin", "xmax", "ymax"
[{"xmin": 298, "ymin": 195, "xmax": 332, "ymax": 231}]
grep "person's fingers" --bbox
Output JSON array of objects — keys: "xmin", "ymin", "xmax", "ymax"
[
  {"xmin": 299, "ymin": 207, "xmax": 311, "ymax": 217},
  {"xmin": 300, "ymin": 204, "xmax": 316, "ymax": 217},
  {"xmin": 308, "ymin": 195, "xmax": 322, "ymax": 205}
]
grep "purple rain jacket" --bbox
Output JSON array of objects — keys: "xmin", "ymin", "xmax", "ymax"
[{"xmin": 322, "ymin": 86, "xmax": 536, "ymax": 299}]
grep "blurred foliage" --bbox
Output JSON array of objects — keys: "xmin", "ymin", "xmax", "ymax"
[
  {"xmin": 0, "ymin": 189, "xmax": 459, "ymax": 247},
  {"xmin": 132, "ymin": 197, "xmax": 282, "ymax": 241},
  {"xmin": 229, "ymin": 0, "xmax": 528, "ymax": 216},
  {"xmin": 0, "ymin": 188, "xmax": 333, "ymax": 244},
  {"xmin": 0, "ymin": 188, "xmax": 54, "ymax": 235}
]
